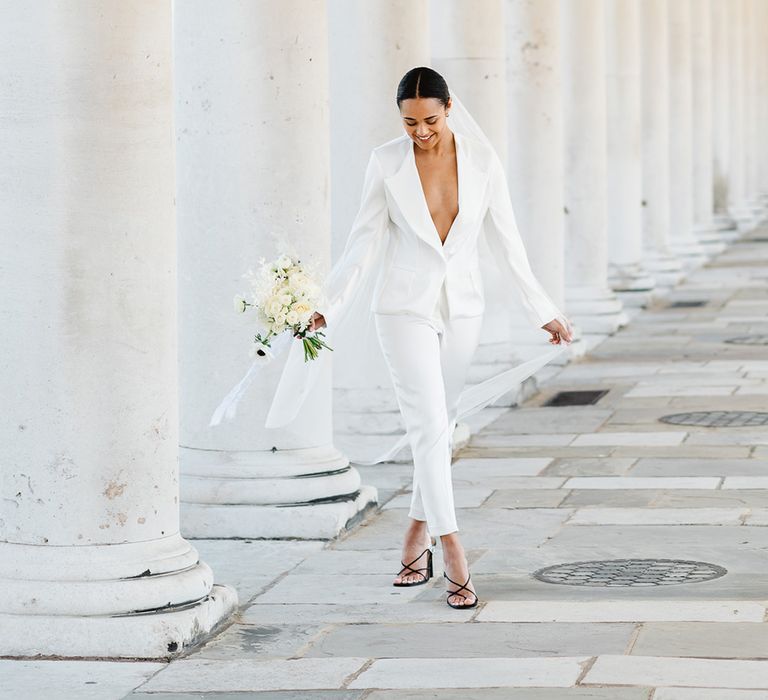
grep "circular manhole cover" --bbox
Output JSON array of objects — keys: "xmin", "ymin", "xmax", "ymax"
[
  {"xmin": 533, "ymin": 559, "xmax": 727, "ymax": 587},
  {"xmin": 659, "ymin": 411, "xmax": 768, "ymax": 427},
  {"xmin": 724, "ymin": 335, "xmax": 768, "ymax": 345}
]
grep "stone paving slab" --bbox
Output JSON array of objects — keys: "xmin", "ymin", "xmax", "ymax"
[
  {"xmin": 653, "ymin": 689, "xmax": 768, "ymax": 700},
  {"xmin": 542, "ymin": 457, "xmax": 637, "ymax": 476},
  {"xmin": 567, "ymin": 507, "xmax": 746, "ymax": 525},
  {"xmin": 583, "ymin": 654, "xmax": 768, "ymax": 690},
  {"xmin": 366, "ymin": 690, "xmax": 651, "ymax": 700},
  {"xmin": 0, "ymin": 659, "xmax": 164, "ymax": 700},
  {"xmin": 631, "ymin": 621, "xmax": 768, "ymax": 659},
  {"xmin": 563, "ymin": 477, "xmax": 721, "ymax": 489},
  {"xmin": 135, "ymin": 658, "xmax": 368, "ymax": 693},
  {"xmin": 478, "ymin": 600, "xmax": 766, "ymax": 622},
  {"xmin": 630, "ymin": 457, "xmax": 768, "ymax": 477},
  {"xmin": 347, "ymin": 656, "xmax": 590, "ymax": 689},
  {"xmin": 303, "ymin": 621, "xmax": 634, "ymax": 659}
]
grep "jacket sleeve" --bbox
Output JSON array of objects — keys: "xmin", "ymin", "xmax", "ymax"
[
  {"xmin": 317, "ymin": 149, "xmax": 389, "ymax": 329},
  {"xmin": 482, "ymin": 149, "xmax": 563, "ymax": 328}
]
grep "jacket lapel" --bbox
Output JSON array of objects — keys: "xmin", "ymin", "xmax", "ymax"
[{"xmin": 383, "ymin": 131, "xmax": 489, "ymax": 258}]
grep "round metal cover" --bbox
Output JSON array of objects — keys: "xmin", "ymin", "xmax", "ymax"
[
  {"xmin": 659, "ymin": 411, "xmax": 768, "ymax": 427},
  {"xmin": 533, "ymin": 559, "xmax": 727, "ymax": 587},
  {"xmin": 724, "ymin": 335, "xmax": 768, "ymax": 345}
]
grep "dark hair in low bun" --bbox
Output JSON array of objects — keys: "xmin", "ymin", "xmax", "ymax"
[{"xmin": 396, "ymin": 67, "xmax": 450, "ymax": 109}]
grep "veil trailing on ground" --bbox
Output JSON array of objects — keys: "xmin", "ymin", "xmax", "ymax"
[{"xmin": 263, "ymin": 89, "xmax": 568, "ymax": 465}]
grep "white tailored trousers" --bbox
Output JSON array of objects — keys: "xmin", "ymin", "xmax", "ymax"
[{"xmin": 374, "ymin": 281, "xmax": 484, "ymax": 536}]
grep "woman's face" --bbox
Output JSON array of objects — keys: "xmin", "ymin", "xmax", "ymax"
[{"xmin": 399, "ymin": 97, "xmax": 452, "ymax": 151}]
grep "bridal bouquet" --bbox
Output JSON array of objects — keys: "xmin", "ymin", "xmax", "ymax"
[{"xmin": 234, "ymin": 253, "xmax": 332, "ymax": 362}]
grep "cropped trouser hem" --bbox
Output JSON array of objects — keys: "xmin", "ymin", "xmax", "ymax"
[{"xmin": 374, "ymin": 282, "xmax": 483, "ymax": 540}]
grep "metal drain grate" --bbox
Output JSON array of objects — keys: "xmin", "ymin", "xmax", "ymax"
[
  {"xmin": 668, "ymin": 300, "xmax": 708, "ymax": 308},
  {"xmin": 544, "ymin": 389, "xmax": 609, "ymax": 407},
  {"xmin": 659, "ymin": 411, "xmax": 768, "ymax": 427},
  {"xmin": 725, "ymin": 335, "xmax": 768, "ymax": 345},
  {"xmin": 533, "ymin": 559, "xmax": 727, "ymax": 587}
]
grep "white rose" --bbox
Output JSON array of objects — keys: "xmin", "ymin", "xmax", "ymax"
[
  {"xmin": 291, "ymin": 301, "xmax": 311, "ymax": 317},
  {"xmin": 279, "ymin": 293, "xmax": 293, "ymax": 307},
  {"xmin": 286, "ymin": 310, "xmax": 299, "ymax": 326},
  {"xmin": 276, "ymin": 255, "xmax": 293, "ymax": 270},
  {"xmin": 264, "ymin": 296, "xmax": 283, "ymax": 317}
]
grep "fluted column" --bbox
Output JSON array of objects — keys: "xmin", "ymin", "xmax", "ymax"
[
  {"xmin": 562, "ymin": 0, "xmax": 626, "ymax": 337},
  {"xmin": 329, "ymin": 0, "xmax": 430, "ymax": 261},
  {"xmin": 710, "ymin": 0, "xmax": 735, "ymax": 229},
  {"xmin": 505, "ymin": 0, "xmax": 573, "ymax": 350},
  {"xmin": 0, "ymin": 2, "xmax": 236, "ymax": 658},
  {"xmin": 433, "ymin": 1, "xmax": 531, "ymax": 383},
  {"xmin": 175, "ymin": 0, "xmax": 376, "ymax": 539},
  {"xmin": 760, "ymin": 1, "xmax": 768, "ymax": 197},
  {"xmin": 727, "ymin": 0, "xmax": 749, "ymax": 226},
  {"xmin": 691, "ymin": 0, "xmax": 726, "ymax": 253},
  {"xmin": 667, "ymin": 0, "xmax": 708, "ymax": 264},
  {"xmin": 743, "ymin": 0, "xmax": 768, "ymax": 218},
  {"xmin": 606, "ymin": 0, "xmax": 656, "ymax": 304},
  {"xmin": 640, "ymin": 0, "xmax": 685, "ymax": 287}
]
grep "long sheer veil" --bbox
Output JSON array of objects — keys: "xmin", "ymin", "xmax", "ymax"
[{"xmin": 264, "ymin": 88, "xmax": 568, "ymax": 465}]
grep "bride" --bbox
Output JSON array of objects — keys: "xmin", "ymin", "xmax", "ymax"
[{"xmin": 300, "ymin": 67, "xmax": 573, "ymax": 609}]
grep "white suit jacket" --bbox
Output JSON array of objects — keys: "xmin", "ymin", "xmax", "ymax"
[
  {"xmin": 263, "ymin": 130, "xmax": 565, "ymax": 432},
  {"xmin": 318, "ymin": 130, "xmax": 563, "ymax": 330}
]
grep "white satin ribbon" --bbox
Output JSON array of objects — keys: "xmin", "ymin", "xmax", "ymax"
[{"xmin": 208, "ymin": 330, "xmax": 295, "ymax": 427}]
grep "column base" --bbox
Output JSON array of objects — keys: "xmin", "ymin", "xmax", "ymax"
[
  {"xmin": 667, "ymin": 239, "xmax": 709, "ymax": 269},
  {"xmin": 180, "ymin": 445, "xmax": 378, "ymax": 538},
  {"xmin": 609, "ymin": 263, "xmax": 657, "ymax": 307},
  {"xmin": 0, "ymin": 583, "xmax": 237, "ymax": 659},
  {"xmin": 0, "ymin": 533, "xmax": 238, "ymax": 659},
  {"xmin": 181, "ymin": 484, "xmax": 378, "ymax": 539},
  {"xmin": 641, "ymin": 248, "xmax": 686, "ymax": 288},
  {"xmin": 692, "ymin": 222, "xmax": 728, "ymax": 255},
  {"xmin": 565, "ymin": 284, "xmax": 628, "ymax": 335}
]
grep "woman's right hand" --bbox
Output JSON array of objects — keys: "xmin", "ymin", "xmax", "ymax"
[{"xmin": 309, "ymin": 311, "xmax": 326, "ymax": 331}]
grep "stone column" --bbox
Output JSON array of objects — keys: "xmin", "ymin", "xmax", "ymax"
[
  {"xmin": 505, "ymin": 0, "xmax": 579, "ymax": 354},
  {"xmin": 561, "ymin": 0, "xmax": 626, "ymax": 339},
  {"xmin": 691, "ymin": 0, "xmax": 726, "ymax": 253},
  {"xmin": 640, "ymin": 0, "xmax": 686, "ymax": 288},
  {"xmin": 667, "ymin": 0, "xmax": 708, "ymax": 265},
  {"xmin": 0, "ymin": 2, "xmax": 236, "ymax": 658},
  {"xmin": 175, "ymin": 0, "xmax": 376, "ymax": 539},
  {"xmin": 329, "ymin": 0, "xmax": 430, "ymax": 261},
  {"xmin": 432, "ymin": 0, "xmax": 534, "ymax": 394},
  {"xmin": 743, "ymin": 0, "xmax": 768, "ymax": 218},
  {"xmin": 606, "ymin": 0, "xmax": 657, "ymax": 304},
  {"xmin": 326, "ymin": 2, "xmax": 436, "ymax": 443},
  {"xmin": 759, "ymin": 1, "xmax": 768, "ymax": 198},
  {"xmin": 710, "ymin": 0, "xmax": 736, "ymax": 231},
  {"xmin": 727, "ymin": 0, "xmax": 750, "ymax": 227}
]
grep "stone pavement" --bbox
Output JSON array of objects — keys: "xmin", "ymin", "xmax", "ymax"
[{"xmin": 3, "ymin": 226, "xmax": 768, "ymax": 699}]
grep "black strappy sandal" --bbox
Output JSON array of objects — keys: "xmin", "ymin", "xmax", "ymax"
[
  {"xmin": 392, "ymin": 537, "xmax": 436, "ymax": 587},
  {"xmin": 443, "ymin": 570, "xmax": 479, "ymax": 609}
]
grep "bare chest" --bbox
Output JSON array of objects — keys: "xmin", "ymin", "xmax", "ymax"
[{"xmin": 414, "ymin": 148, "xmax": 459, "ymax": 244}]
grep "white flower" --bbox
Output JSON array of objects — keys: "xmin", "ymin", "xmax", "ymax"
[
  {"xmin": 233, "ymin": 294, "xmax": 248, "ymax": 313},
  {"xmin": 285, "ymin": 310, "xmax": 299, "ymax": 326},
  {"xmin": 291, "ymin": 301, "xmax": 312, "ymax": 318},
  {"xmin": 278, "ymin": 292, "xmax": 293, "ymax": 307},
  {"xmin": 276, "ymin": 254, "xmax": 293, "ymax": 270},
  {"xmin": 264, "ymin": 296, "xmax": 284, "ymax": 317}
]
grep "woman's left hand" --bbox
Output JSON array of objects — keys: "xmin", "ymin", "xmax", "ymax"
[{"xmin": 542, "ymin": 317, "xmax": 574, "ymax": 345}]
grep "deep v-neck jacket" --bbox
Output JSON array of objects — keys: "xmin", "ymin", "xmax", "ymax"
[{"xmin": 318, "ymin": 130, "xmax": 562, "ymax": 330}]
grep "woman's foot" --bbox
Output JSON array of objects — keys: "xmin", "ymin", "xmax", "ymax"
[
  {"xmin": 393, "ymin": 518, "xmax": 434, "ymax": 585},
  {"xmin": 440, "ymin": 532, "xmax": 477, "ymax": 607}
]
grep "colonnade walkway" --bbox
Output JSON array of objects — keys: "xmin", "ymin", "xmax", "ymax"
[{"xmin": 6, "ymin": 225, "xmax": 768, "ymax": 698}]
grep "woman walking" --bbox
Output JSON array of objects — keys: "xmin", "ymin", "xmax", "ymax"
[{"xmin": 269, "ymin": 67, "xmax": 573, "ymax": 608}]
